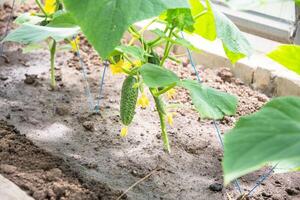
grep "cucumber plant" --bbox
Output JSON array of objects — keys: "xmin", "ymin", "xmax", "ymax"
[
  {"xmin": 2, "ymin": 0, "xmax": 79, "ymax": 89},
  {"xmin": 3, "ymin": 0, "xmax": 253, "ymax": 153},
  {"xmin": 62, "ymin": 0, "xmax": 253, "ymax": 153}
]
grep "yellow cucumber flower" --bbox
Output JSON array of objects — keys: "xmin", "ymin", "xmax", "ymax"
[
  {"xmin": 110, "ymin": 60, "xmax": 132, "ymax": 75},
  {"xmin": 133, "ymin": 60, "xmax": 142, "ymax": 67},
  {"xmin": 167, "ymin": 113, "xmax": 174, "ymax": 127},
  {"xmin": 137, "ymin": 92, "xmax": 150, "ymax": 109},
  {"xmin": 166, "ymin": 88, "xmax": 176, "ymax": 99},
  {"xmin": 44, "ymin": 0, "xmax": 56, "ymax": 15},
  {"xmin": 120, "ymin": 126, "xmax": 128, "ymax": 137},
  {"xmin": 70, "ymin": 36, "xmax": 80, "ymax": 52}
]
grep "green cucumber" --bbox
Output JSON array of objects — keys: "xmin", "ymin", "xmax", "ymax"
[{"xmin": 120, "ymin": 76, "xmax": 138, "ymax": 125}]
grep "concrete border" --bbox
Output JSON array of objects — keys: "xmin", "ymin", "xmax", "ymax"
[
  {"xmin": 134, "ymin": 21, "xmax": 300, "ymax": 97},
  {"xmin": 0, "ymin": 174, "xmax": 34, "ymax": 200}
]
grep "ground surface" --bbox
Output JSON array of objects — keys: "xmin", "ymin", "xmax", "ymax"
[{"xmin": 1, "ymin": 2, "xmax": 300, "ymax": 200}]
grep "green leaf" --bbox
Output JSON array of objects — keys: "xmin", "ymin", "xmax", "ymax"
[
  {"xmin": 140, "ymin": 64, "xmax": 180, "ymax": 87},
  {"xmin": 163, "ymin": 8, "xmax": 195, "ymax": 32},
  {"xmin": 152, "ymin": 29, "xmax": 201, "ymax": 52},
  {"xmin": 115, "ymin": 45, "xmax": 150, "ymax": 62},
  {"xmin": 47, "ymin": 12, "xmax": 78, "ymax": 28},
  {"xmin": 63, "ymin": 0, "xmax": 190, "ymax": 58},
  {"xmin": 213, "ymin": 6, "xmax": 252, "ymax": 63},
  {"xmin": 189, "ymin": 0, "xmax": 252, "ymax": 63},
  {"xmin": 22, "ymin": 43, "xmax": 46, "ymax": 53},
  {"xmin": 14, "ymin": 13, "xmax": 44, "ymax": 25},
  {"xmin": 267, "ymin": 45, "xmax": 300, "ymax": 75},
  {"xmin": 2, "ymin": 24, "xmax": 80, "ymax": 44},
  {"xmin": 223, "ymin": 97, "xmax": 300, "ymax": 185},
  {"xmin": 180, "ymin": 80, "xmax": 237, "ymax": 119},
  {"xmin": 189, "ymin": 0, "xmax": 216, "ymax": 41}
]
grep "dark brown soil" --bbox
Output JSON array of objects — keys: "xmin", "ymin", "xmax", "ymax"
[
  {"xmin": 1, "ymin": 2, "xmax": 300, "ymax": 200},
  {"xmin": 0, "ymin": 120, "xmax": 122, "ymax": 200}
]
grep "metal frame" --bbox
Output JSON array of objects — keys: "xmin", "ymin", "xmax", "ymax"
[{"xmin": 212, "ymin": 1, "xmax": 298, "ymax": 44}]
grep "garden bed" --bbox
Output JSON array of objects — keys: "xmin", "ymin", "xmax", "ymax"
[{"xmin": 1, "ymin": 3, "xmax": 300, "ymax": 200}]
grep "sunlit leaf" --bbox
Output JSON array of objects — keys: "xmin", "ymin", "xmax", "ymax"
[
  {"xmin": 267, "ymin": 45, "xmax": 300, "ymax": 75},
  {"xmin": 189, "ymin": 0, "xmax": 216, "ymax": 41}
]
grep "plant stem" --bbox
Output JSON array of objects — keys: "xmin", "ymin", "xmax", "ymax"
[
  {"xmin": 160, "ymin": 27, "xmax": 175, "ymax": 66},
  {"xmin": 153, "ymin": 83, "xmax": 176, "ymax": 97},
  {"xmin": 156, "ymin": 98, "xmax": 170, "ymax": 153},
  {"xmin": 50, "ymin": 40, "xmax": 57, "ymax": 89},
  {"xmin": 150, "ymin": 89, "xmax": 170, "ymax": 153},
  {"xmin": 35, "ymin": 0, "xmax": 48, "ymax": 18}
]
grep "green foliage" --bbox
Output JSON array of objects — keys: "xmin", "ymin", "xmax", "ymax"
[
  {"xmin": 213, "ymin": 6, "xmax": 252, "ymax": 63},
  {"xmin": 267, "ymin": 45, "xmax": 300, "ymax": 75},
  {"xmin": 151, "ymin": 29, "xmax": 200, "ymax": 52},
  {"xmin": 140, "ymin": 64, "xmax": 180, "ymax": 87},
  {"xmin": 115, "ymin": 46, "xmax": 150, "ymax": 62},
  {"xmin": 189, "ymin": 0, "xmax": 252, "ymax": 63},
  {"xmin": 223, "ymin": 97, "xmax": 300, "ymax": 184},
  {"xmin": 14, "ymin": 13, "xmax": 44, "ymax": 25},
  {"xmin": 47, "ymin": 12, "xmax": 77, "ymax": 27},
  {"xmin": 163, "ymin": 8, "xmax": 195, "ymax": 31},
  {"xmin": 180, "ymin": 80, "xmax": 238, "ymax": 119},
  {"xmin": 63, "ymin": 0, "xmax": 190, "ymax": 58},
  {"xmin": 189, "ymin": 0, "xmax": 216, "ymax": 41},
  {"xmin": 2, "ymin": 24, "xmax": 79, "ymax": 44},
  {"xmin": 120, "ymin": 76, "xmax": 139, "ymax": 126}
]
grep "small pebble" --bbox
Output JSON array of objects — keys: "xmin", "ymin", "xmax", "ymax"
[{"xmin": 208, "ymin": 183, "xmax": 223, "ymax": 192}]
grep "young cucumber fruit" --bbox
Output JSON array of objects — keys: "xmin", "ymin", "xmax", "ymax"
[{"xmin": 120, "ymin": 76, "xmax": 139, "ymax": 126}]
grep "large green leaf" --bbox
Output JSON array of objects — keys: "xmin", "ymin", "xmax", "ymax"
[
  {"xmin": 267, "ymin": 45, "xmax": 300, "ymax": 75},
  {"xmin": 189, "ymin": 0, "xmax": 216, "ymax": 41},
  {"xmin": 223, "ymin": 97, "xmax": 300, "ymax": 185},
  {"xmin": 63, "ymin": 0, "xmax": 190, "ymax": 58},
  {"xmin": 180, "ymin": 80, "xmax": 238, "ymax": 119},
  {"xmin": 189, "ymin": 0, "xmax": 252, "ymax": 63},
  {"xmin": 3, "ymin": 24, "xmax": 79, "ymax": 44},
  {"xmin": 213, "ymin": 7, "xmax": 252, "ymax": 63},
  {"xmin": 140, "ymin": 64, "xmax": 180, "ymax": 87}
]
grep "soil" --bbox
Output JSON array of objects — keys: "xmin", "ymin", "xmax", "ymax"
[{"xmin": 1, "ymin": 2, "xmax": 300, "ymax": 200}]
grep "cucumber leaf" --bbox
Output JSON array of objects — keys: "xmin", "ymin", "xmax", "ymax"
[
  {"xmin": 115, "ymin": 46, "xmax": 150, "ymax": 62},
  {"xmin": 189, "ymin": 0, "xmax": 216, "ymax": 41},
  {"xmin": 223, "ymin": 97, "xmax": 300, "ymax": 185},
  {"xmin": 3, "ymin": 24, "xmax": 80, "ymax": 44},
  {"xmin": 180, "ymin": 79, "xmax": 238, "ymax": 119},
  {"xmin": 267, "ymin": 45, "xmax": 300, "ymax": 75},
  {"xmin": 14, "ymin": 13, "xmax": 44, "ymax": 25},
  {"xmin": 63, "ymin": 0, "xmax": 190, "ymax": 58},
  {"xmin": 189, "ymin": 0, "xmax": 252, "ymax": 63},
  {"xmin": 140, "ymin": 64, "xmax": 180, "ymax": 87},
  {"xmin": 47, "ymin": 12, "xmax": 78, "ymax": 28}
]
